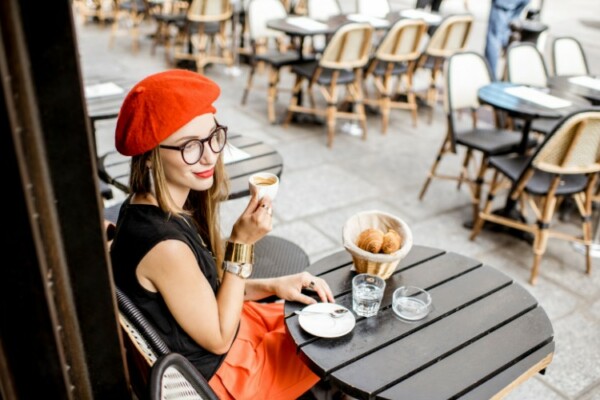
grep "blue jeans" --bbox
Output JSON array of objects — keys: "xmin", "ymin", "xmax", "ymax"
[{"xmin": 484, "ymin": 0, "xmax": 530, "ymax": 79}]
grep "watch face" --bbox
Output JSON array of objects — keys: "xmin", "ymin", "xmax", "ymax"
[{"xmin": 240, "ymin": 264, "xmax": 252, "ymax": 279}]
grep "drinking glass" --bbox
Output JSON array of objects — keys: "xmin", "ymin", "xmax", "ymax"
[{"xmin": 352, "ymin": 273, "xmax": 385, "ymax": 317}]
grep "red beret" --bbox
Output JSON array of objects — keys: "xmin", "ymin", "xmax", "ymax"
[{"xmin": 115, "ymin": 70, "xmax": 221, "ymax": 156}]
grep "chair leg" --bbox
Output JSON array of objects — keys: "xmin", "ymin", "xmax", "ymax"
[
  {"xmin": 408, "ymin": 91, "xmax": 418, "ymax": 128},
  {"xmin": 530, "ymin": 228, "xmax": 547, "ymax": 285},
  {"xmin": 471, "ymin": 169, "xmax": 500, "ymax": 240},
  {"xmin": 267, "ymin": 68, "xmax": 279, "ymax": 124},
  {"xmin": 326, "ymin": 104, "xmax": 336, "ymax": 148},
  {"xmin": 419, "ymin": 136, "xmax": 451, "ymax": 200},
  {"xmin": 471, "ymin": 157, "xmax": 489, "ymax": 227},
  {"xmin": 457, "ymin": 148, "xmax": 473, "ymax": 190},
  {"xmin": 241, "ymin": 64, "xmax": 257, "ymax": 105},
  {"xmin": 283, "ymin": 75, "xmax": 303, "ymax": 127},
  {"xmin": 381, "ymin": 95, "xmax": 391, "ymax": 134}
]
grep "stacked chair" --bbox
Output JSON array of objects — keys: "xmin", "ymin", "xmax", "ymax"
[
  {"xmin": 284, "ymin": 23, "xmax": 374, "ymax": 148},
  {"xmin": 364, "ymin": 18, "xmax": 427, "ymax": 132},
  {"xmin": 470, "ymin": 109, "xmax": 600, "ymax": 285},
  {"xmin": 419, "ymin": 51, "xmax": 538, "ymax": 224}
]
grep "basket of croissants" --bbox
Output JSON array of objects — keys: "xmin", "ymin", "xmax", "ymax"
[{"xmin": 342, "ymin": 210, "xmax": 413, "ymax": 279}]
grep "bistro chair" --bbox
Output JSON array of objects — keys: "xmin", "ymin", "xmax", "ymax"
[
  {"xmin": 283, "ymin": 23, "xmax": 374, "ymax": 148},
  {"xmin": 149, "ymin": 0, "xmax": 190, "ymax": 61},
  {"xmin": 470, "ymin": 109, "xmax": 600, "ymax": 285},
  {"xmin": 551, "ymin": 36, "xmax": 589, "ymax": 77},
  {"xmin": 150, "ymin": 353, "xmax": 219, "ymax": 400},
  {"xmin": 115, "ymin": 286, "xmax": 172, "ymax": 399},
  {"xmin": 415, "ymin": 13, "xmax": 474, "ymax": 123},
  {"xmin": 181, "ymin": 0, "xmax": 234, "ymax": 74},
  {"xmin": 363, "ymin": 18, "xmax": 427, "ymax": 132},
  {"xmin": 356, "ymin": 0, "xmax": 390, "ymax": 18},
  {"xmin": 241, "ymin": 0, "xmax": 310, "ymax": 124},
  {"xmin": 74, "ymin": 0, "xmax": 116, "ymax": 25},
  {"xmin": 419, "ymin": 51, "xmax": 538, "ymax": 224}
]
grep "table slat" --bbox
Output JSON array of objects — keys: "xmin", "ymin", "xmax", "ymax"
[
  {"xmin": 331, "ymin": 282, "xmax": 535, "ymax": 397},
  {"xmin": 377, "ymin": 307, "xmax": 553, "ymax": 400}
]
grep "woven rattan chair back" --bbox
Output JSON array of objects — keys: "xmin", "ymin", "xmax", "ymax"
[
  {"xmin": 319, "ymin": 23, "xmax": 374, "ymax": 70},
  {"xmin": 150, "ymin": 353, "xmax": 219, "ymax": 400},
  {"xmin": 532, "ymin": 110, "xmax": 600, "ymax": 174},
  {"xmin": 424, "ymin": 14, "xmax": 473, "ymax": 59},
  {"xmin": 374, "ymin": 18, "xmax": 427, "ymax": 64},
  {"xmin": 551, "ymin": 36, "xmax": 589, "ymax": 76},
  {"xmin": 505, "ymin": 42, "xmax": 548, "ymax": 87},
  {"xmin": 365, "ymin": 18, "xmax": 427, "ymax": 131},
  {"xmin": 186, "ymin": 0, "xmax": 231, "ymax": 22}
]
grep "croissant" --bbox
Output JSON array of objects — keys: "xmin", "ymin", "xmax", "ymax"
[
  {"xmin": 381, "ymin": 229, "xmax": 402, "ymax": 254},
  {"xmin": 356, "ymin": 228, "xmax": 384, "ymax": 253}
]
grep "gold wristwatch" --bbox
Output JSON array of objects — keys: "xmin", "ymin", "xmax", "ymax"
[{"xmin": 224, "ymin": 261, "xmax": 253, "ymax": 279}]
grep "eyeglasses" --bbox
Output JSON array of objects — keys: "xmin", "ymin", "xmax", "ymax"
[{"xmin": 159, "ymin": 121, "xmax": 228, "ymax": 165}]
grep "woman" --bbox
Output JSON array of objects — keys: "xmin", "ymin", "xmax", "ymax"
[{"xmin": 110, "ymin": 69, "xmax": 334, "ymax": 399}]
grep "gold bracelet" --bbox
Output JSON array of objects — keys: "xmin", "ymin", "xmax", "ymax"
[{"xmin": 224, "ymin": 241, "xmax": 255, "ymax": 264}]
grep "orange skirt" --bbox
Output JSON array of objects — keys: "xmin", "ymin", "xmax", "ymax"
[{"xmin": 208, "ymin": 301, "xmax": 319, "ymax": 400}]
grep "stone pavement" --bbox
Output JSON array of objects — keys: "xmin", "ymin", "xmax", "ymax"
[{"xmin": 76, "ymin": 0, "xmax": 600, "ymax": 398}]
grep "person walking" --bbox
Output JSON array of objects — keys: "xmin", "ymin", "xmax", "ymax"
[{"xmin": 484, "ymin": 0, "xmax": 531, "ymax": 78}]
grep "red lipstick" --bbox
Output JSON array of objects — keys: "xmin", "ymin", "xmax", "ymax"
[{"xmin": 194, "ymin": 168, "xmax": 214, "ymax": 179}]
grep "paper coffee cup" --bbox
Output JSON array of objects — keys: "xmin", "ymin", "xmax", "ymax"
[{"xmin": 249, "ymin": 172, "xmax": 279, "ymax": 200}]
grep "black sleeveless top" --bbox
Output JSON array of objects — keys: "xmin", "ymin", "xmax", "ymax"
[{"xmin": 110, "ymin": 196, "xmax": 225, "ymax": 379}]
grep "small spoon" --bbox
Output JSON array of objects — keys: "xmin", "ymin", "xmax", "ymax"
[{"xmin": 294, "ymin": 308, "xmax": 349, "ymax": 318}]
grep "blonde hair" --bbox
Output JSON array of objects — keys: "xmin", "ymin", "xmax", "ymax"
[{"xmin": 129, "ymin": 148, "xmax": 230, "ymax": 277}]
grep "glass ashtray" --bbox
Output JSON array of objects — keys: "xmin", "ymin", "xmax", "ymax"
[{"xmin": 392, "ymin": 286, "xmax": 432, "ymax": 321}]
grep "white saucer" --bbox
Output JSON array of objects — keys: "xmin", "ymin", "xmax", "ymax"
[{"xmin": 297, "ymin": 303, "xmax": 356, "ymax": 338}]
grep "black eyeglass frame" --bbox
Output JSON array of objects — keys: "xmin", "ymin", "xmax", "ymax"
[{"xmin": 159, "ymin": 121, "xmax": 228, "ymax": 165}]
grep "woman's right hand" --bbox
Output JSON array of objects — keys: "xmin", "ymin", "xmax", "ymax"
[{"xmin": 228, "ymin": 192, "xmax": 273, "ymax": 244}]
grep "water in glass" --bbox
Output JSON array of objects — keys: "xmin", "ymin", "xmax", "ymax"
[{"xmin": 353, "ymin": 282, "xmax": 384, "ymax": 317}]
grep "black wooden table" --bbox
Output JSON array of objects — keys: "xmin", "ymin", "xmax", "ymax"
[
  {"xmin": 84, "ymin": 76, "xmax": 135, "ymax": 140},
  {"xmin": 284, "ymin": 246, "xmax": 554, "ymax": 400},
  {"xmin": 547, "ymin": 75, "xmax": 600, "ymax": 106},
  {"xmin": 98, "ymin": 132, "xmax": 284, "ymax": 200},
  {"xmin": 478, "ymin": 82, "xmax": 587, "ymax": 154}
]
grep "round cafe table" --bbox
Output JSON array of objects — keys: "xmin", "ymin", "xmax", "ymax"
[
  {"xmin": 284, "ymin": 246, "xmax": 555, "ymax": 399},
  {"xmin": 547, "ymin": 75, "xmax": 600, "ymax": 106}
]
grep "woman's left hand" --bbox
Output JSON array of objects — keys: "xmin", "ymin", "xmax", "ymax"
[{"xmin": 271, "ymin": 272, "xmax": 335, "ymax": 304}]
